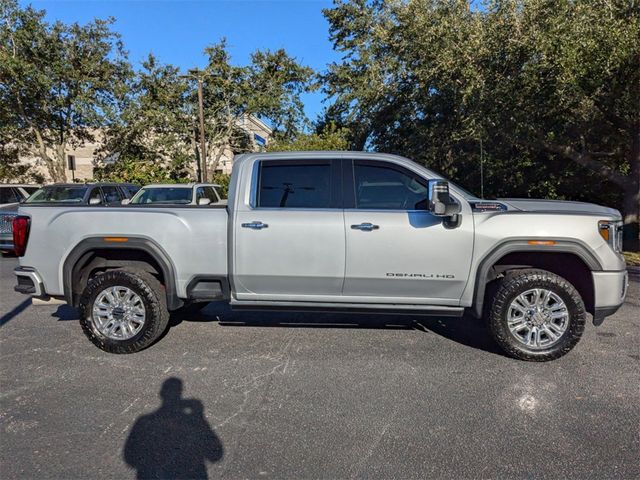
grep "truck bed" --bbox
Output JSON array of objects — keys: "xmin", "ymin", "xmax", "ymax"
[{"xmin": 18, "ymin": 205, "xmax": 229, "ymax": 298}]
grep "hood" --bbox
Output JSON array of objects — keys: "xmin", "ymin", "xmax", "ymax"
[{"xmin": 498, "ymin": 198, "xmax": 621, "ymax": 218}]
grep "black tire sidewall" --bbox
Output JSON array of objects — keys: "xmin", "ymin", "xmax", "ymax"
[
  {"xmin": 79, "ymin": 270, "xmax": 168, "ymax": 354},
  {"xmin": 490, "ymin": 270, "xmax": 586, "ymax": 361}
]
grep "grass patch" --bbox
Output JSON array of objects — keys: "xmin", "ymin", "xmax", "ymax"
[{"xmin": 623, "ymin": 251, "xmax": 640, "ymax": 266}]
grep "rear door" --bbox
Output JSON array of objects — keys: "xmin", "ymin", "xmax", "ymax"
[
  {"xmin": 233, "ymin": 158, "xmax": 345, "ymax": 300},
  {"xmin": 342, "ymin": 159, "xmax": 474, "ymax": 305}
]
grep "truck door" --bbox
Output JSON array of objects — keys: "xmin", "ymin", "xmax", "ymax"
[
  {"xmin": 233, "ymin": 158, "xmax": 345, "ymax": 300},
  {"xmin": 342, "ymin": 159, "xmax": 474, "ymax": 305}
]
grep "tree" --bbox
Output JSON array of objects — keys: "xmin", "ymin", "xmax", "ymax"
[
  {"xmin": 95, "ymin": 54, "xmax": 194, "ymax": 180},
  {"xmin": 0, "ymin": 0, "xmax": 131, "ymax": 182},
  {"xmin": 267, "ymin": 123, "xmax": 350, "ymax": 151},
  {"xmin": 99, "ymin": 41, "xmax": 314, "ymax": 181},
  {"xmin": 197, "ymin": 40, "xmax": 314, "ymax": 177},
  {"xmin": 322, "ymin": 0, "xmax": 640, "ymax": 249}
]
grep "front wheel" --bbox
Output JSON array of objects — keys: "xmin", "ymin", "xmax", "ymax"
[
  {"xmin": 488, "ymin": 269, "xmax": 586, "ymax": 361},
  {"xmin": 79, "ymin": 270, "xmax": 170, "ymax": 354}
]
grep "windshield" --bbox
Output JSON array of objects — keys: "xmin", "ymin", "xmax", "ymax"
[
  {"xmin": 130, "ymin": 187, "xmax": 193, "ymax": 204},
  {"xmin": 25, "ymin": 186, "xmax": 88, "ymax": 203}
]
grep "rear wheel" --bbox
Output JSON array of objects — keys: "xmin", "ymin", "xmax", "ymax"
[
  {"xmin": 79, "ymin": 270, "xmax": 169, "ymax": 354},
  {"xmin": 488, "ymin": 269, "xmax": 586, "ymax": 361}
]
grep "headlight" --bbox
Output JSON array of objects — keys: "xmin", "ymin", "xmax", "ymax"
[{"xmin": 598, "ymin": 220, "xmax": 623, "ymax": 253}]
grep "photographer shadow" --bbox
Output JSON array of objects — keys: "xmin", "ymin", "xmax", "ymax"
[{"xmin": 123, "ymin": 378, "xmax": 223, "ymax": 479}]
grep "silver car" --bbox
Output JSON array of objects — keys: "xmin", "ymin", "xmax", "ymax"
[{"xmin": 124, "ymin": 183, "xmax": 224, "ymax": 206}]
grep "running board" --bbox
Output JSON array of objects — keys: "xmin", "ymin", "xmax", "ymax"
[{"xmin": 230, "ymin": 300, "xmax": 464, "ymax": 317}]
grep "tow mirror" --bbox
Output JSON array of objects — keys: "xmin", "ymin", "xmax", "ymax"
[
  {"xmin": 197, "ymin": 198, "xmax": 211, "ymax": 206},
  {"xmin": 428, "ymin": 180, "xmax": 461, "ymax": 217}
]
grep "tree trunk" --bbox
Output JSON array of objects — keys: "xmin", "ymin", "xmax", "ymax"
[
  {"xmin": 53, "ymin": 143, "xmax": 68, "ymax": 182},
  {"xmin": 623, "ymin": 129, "xmax": 640, "ymax": 252}
]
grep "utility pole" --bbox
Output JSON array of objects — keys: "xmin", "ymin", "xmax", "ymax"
[
  {"xmin": 196, "ymin": 75, "xmax": 208, "ymax": 183},
  {"xmin": 480, "ymin": 137, "xmax": 484, "ymax": 199},
  {"xmin": 181, "ymin": 70, "xmax": 209, "ymax": 183}
]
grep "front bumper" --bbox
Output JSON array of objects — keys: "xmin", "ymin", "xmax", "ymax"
[
  {"xmin": 592, "ymin": 270, "xmax": 628, "ymax": 325},
  {"xmin": 14, "ymin": 267, "xmax": 45, "ymax": 297}
]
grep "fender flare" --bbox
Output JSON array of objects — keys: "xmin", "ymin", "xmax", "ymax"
[
  {"xmin": 62, "ymin": 236, "xmax": 182, "ymax": 310},
  {"xmin": 471, "ymin": 238, "xmax": 602, "ymax": 318}
]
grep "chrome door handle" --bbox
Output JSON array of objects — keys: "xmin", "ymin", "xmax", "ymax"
[
  {"xmin": 351, "ymin": 222, "xmax": 379, "ymax": 231},
  {"xmin": 241, "ymin": 221, "xmax": 269, "ymax": 229}
]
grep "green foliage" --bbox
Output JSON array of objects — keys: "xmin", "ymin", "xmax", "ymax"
[
  {"xmin": 267, "ymin": 123, "xmax": 350, "ymax": 151},
  {"xmin": 0, "ymin": 142, "xmax": 44, "ymax": 183},
  {"xmin": 94, "ymin": 156, "xmax": 192, "ymax": 185},
  {"xmin": 323, "ymin": 0, "xmax": 640, "ymax": 248},
  {"xmin": 95, "ymin": 54, "xmax": 193, "ymax": 173},
  {"xmin": 0, "ymin": 0, "xmax": 131, "ymax": 181},
  {"xmin": 210, "ymin": 172, "xmax": 231, "ymax": 198},
  {"xmin": 99, "ymin": 39, "xmax": 314, "ymax": 180}
]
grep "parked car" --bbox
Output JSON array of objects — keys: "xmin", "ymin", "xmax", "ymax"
[
  {"xmin": 2, "ymin": 182, "xmax": 138, "ymax": 254},
  {"xmin": 13, "ymin": 152, "xmax": 627, "ymax": 360},
  {"xmin": 24, "ymin": 183, "xmax": 139, "ymax": 206},
  {"xmin": 0, "ymin": 184, "xmax": 40, "ymax": 206},
  {"xmin": 124, "ymin": 183, "xmax": 224, "ymax": 206},
  {"xmin": 0, "ymin": 185, "xmax": 40, "ymax": 253}
]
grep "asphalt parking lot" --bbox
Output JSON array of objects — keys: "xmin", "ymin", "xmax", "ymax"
[{"xmin": 1, "ymin": 255, "xmax": 639, "ymax": 479}]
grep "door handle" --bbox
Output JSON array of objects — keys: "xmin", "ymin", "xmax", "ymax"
[
  {"xmin": 350, "ymin": 222, "xmax": 379, "ymax": 231},
  {"xmin": 241, "ymin": 221, "xmax": 269, "ymax": 229}
]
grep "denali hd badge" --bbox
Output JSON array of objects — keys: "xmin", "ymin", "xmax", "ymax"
[{"xmin": 386, "ymin": 273, "xmax": 455, "ymax": 279}]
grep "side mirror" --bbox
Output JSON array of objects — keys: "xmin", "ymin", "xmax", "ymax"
[
  {"xmin": 197, "ymin": 198, "xmax": 211, "ymax": 206},
  {"xmin": 89, "ymin": 197, "xmax": 102, "ymax": 205},
  {"xmin": 428, "ymin": 180, "xmax": 461, "ymax": 217},
  {"xmin": 121, "ymin": 199, "xmax": 131, "ymax": 205}
]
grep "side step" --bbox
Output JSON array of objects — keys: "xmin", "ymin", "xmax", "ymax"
[{"xmin": 230, "ymin": 300, "xmax": 464, "ymax": 317}]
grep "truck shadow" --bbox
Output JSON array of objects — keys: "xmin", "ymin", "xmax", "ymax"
[
  {"xmin": 53, "ymin": 302, "xmax": 503, "ymax": 356},
  {"xmin": 174, "ymin": 302, "xmax": 504, "ymax": 357}
]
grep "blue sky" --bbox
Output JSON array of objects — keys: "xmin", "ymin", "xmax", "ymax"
[{"xmin": 23, "ymin": 0, "xmax": 340, "ymax": 122}]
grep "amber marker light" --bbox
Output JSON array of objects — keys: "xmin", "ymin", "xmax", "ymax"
[
  {"xmin": 527, "ymin": 240, "xmax": 556, "ymax": 246},
  {"xmin": 598, "ymin": 221, "xmax": 610, "ymax": 242},
  {"xmin": 103, "ymin": 237, "xmax": 129, "ymax": 243}
]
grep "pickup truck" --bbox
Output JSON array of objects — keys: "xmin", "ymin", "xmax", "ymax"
[{"xmin": 12, "ymin": 152, "xmax": 628, "ymax": 361}]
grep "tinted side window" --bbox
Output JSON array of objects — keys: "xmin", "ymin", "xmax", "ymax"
[
  {"xmin": 88, "ymin": 188, "xmax": 103, "ymax": 204},
  {"xmin": 101, "ymin": 186, "xmax": 122, "ymax": 204},
  {"xmin": 258, "ymin": 161, "xmax": 332, "ymax": 208},
  {"xmin": 353, "ymin": 161, "xmax": 428, "ymax": 210},
  {"xmin": 203, "ymin": 187, "xmax": 218, "ymax": 202},
  {"xmin": 0, "ymin": 187, "xmax": 21, "ymax": 204}
]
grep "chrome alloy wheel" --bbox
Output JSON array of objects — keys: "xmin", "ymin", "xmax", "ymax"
[
  {"xmin": 507, "ymin": 288, "xmax": 569, "ymax": 350},
  {"xmin": 92, "ymin": 286, "xmax": 146, "ymax": 340}
]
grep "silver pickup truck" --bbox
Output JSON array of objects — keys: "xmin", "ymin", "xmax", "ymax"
[{"xmin": 12, "ymin": 152, "xmax": 628, "ymax": 361}]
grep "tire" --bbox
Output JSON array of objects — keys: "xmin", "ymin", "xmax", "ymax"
[
  {"xmin": 488, "ymin": 269, "xmax": 586, "ymax": 361},
  {"xmin": 79, "ymin": 270, "xmax": 170, "ymax": 354}
]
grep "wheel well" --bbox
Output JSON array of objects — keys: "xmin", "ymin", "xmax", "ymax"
[
  {"xmin": 487, "ymin": 252, "xmax": 595, "ymax": 314},
  {"xmin": 70, "ymin": 248, "xmax": 165, "ymax": 306}
]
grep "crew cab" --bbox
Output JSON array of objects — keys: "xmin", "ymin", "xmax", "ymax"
[{"xmin": 12, "ymin": 152, "xmax": 628, "ymax": 360}]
